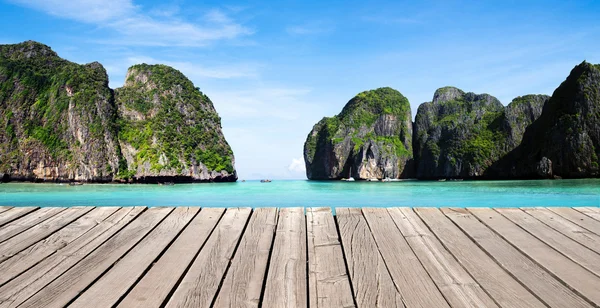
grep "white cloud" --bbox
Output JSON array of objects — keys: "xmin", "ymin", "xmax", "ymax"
[
  {"xmin": 288, "ymin": 157, "xmax": 306, "ymax": 173},
  {"xmin": 9, "ymin": 0, "xmax": 252, "ymax": 46}
]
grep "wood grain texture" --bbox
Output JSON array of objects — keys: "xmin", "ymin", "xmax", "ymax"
[
  {"xmin": 71, "ymin": 207, "xmax": 199, "ymax": 308},
  {"xmin": 336, "ymin": 208, "xmax": 404, "ymax": 308},
  {"xmin": 0, "ymin": 207, "xmax": 118, "ymax": 286},
  {"xmin": 0, "ymin": 207, "xmax": 91, "ymax": 262},
  {"xmin": 0, "ymin": 207, "xmax": 11, "ymax": 215},
  {"xmin": 524, "ymin": 208, "xmax": 600, "ymax": 254},
  {"xmin": 363, "ymin": 208, "xmax": 450, "ymax": 307},
  {"xmin": 17, "ymin": 207, "xmax": 172, "ymax": 308},
  {"xmin": 389, "ymin": 208, "xmax": 497, "ymax": 308},
  {"xmin": 119, "ymin": 208, "xmax": 224, "ymax": 308},
  {"xmin": 213, "ymin": 208, "xmax": 277, "ymax": 308},
  {"xmin": 0, "ymin": 207, "xmax": 145, "ymax": 308},
  {"xmin": 0, "ymin": 207, "xmax": 36, "ymax": 227},
  {"xmin": 552, "ymin": 208, "xmax": 600, "ymax": 235},
  {"xmin": 0, "ymin": 207, "xmax": 64, "ymax": 243},
  {"xmin": 306, "ymin": 207, "xmax": 354, "ymax": 308},
  {"xmin": 575, "ymin": 207, "xmax": 600, "ymax": 222},
  {"xmin": 166, "ymin": 208, "xmax": 252, "ymax": 308},
  {"xmin": 415, "ymin": 208, "xmax": 545, "ymax": 308},
  {"xmin": 452, "ymin": 208, "xmax": 592, "ymax": 308},
  {"xmin": 262, "ymin": 208, "xmax": 308, "ymax": 308},
  {"xmin": 497, "ymin": 208, "xmax": 600, "ymax": 277}
]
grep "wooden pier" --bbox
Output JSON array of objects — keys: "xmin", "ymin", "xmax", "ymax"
[{"xmin": 0, "ymin": 206, "xmax": 599, "ymax": 307}]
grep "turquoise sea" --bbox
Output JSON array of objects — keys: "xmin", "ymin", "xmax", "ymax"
[{"xmin": 0, "ymin": 179, "xmax": 599, "ymax": 207}]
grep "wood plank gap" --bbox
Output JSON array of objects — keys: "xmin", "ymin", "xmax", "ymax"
[
  {"xmin": 0, "ymin": 207, "xmax": 93, "ymax": 263},
  {"xmin": 362, "ymin": 208, "xmax": 450, "ymax": 307},
  {"xmin": 456, "ymin": 208, "xmax": 593, "ymax": 308},
  {"xmin": 0, "ymin": 207, "xmax": 146, "ymax": 308},
  {"xmin": 118, "ymin": 208, "xmax": 225, "ymax": 308},
  {"xmin": 213, "ymin": 208, "xmax": 278, "ymax": 308},
  {"xmin": 551, "ymin": 208, "xmax": 600, "ymax": 235},
  {"xmin": 523, "ymin": 208, "xmax": 600, "ymax": 255},
  {"xmin": 333, "ymin": 211, "xmax": 359, "ymax": 308},
  {"xmin": 257, "ymin": 208, "xmax": 280, "ymax": 308},
  {"xmin": 415, "ymin": 208, "xmax": 546, "ymax": 308},
  {"xmin": 0, "ymin": 207, "xmax": 37, "ymax": 228},
  {"xmin": 0, "ymin": 207, "xmax": 66, "ymax": 243},
  {"xmin": 496, "ymin": 208, "xmax": 600, "ymax": 278},
  {"xmin": 389, "ymin": 208, "xmax": 498, "ymax": 308},
  {"xmin": 70, "ymin": 207, "xmax": 199, "ymax": 308},
  {"xmin": 0, "ymin": 207, "xmax": 119, "ymax": 287},
  {"xmin": 262, "ymin": 207, "xmax": 308, "ymax": 308},
  {"xmin": 165, "ymin": 208, "xmax": 252, "ymax": 308},
  {"xmin": 336, "ymin": 208, "xmax": 404, "ymax": 308},
  {"xmin": 17, "ymin": 207, "xmax": 173, "ymax": 308}
]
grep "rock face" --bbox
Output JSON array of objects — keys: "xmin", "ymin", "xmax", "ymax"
[
  {"xmin": 413, "ymin": 87, "xmax": 548, "ymax": 179},
  {"xmin": 0, "ymin": 41, "xmax": 121, "ymax": 182},
  {"xmin": 487, "ymin": 61, "xmax": 600, "ymax": 178},
  {"xmin": 0, "ymin": 41, "xmax": 236, "ymax": 182},
  {"xmin": 115, "ymin": 64, "xmax": 236, "ymax": 182},
  {"xmin": 304, "ymin": 87, "xmax": 413, "ymax": 180}
]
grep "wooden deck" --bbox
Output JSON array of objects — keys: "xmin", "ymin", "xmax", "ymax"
[{"xmin": 0, "ymin": 207, "xmax": 599, "ymax": 307}]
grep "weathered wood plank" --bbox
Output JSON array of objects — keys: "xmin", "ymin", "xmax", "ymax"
[
  {"xmin": 497, "ymin": 208, "xmax": 600, "ymax": 277},
  {"xmin": 415, "ymin": 208, "xmax": 545, "ymax": 308},
  {"xmin": 453, "ymin": 208, "xmax": 592, "ymax": 307},
  {"xmin": 575, "ymin": 207, "xmax": 600, "ymax": 223},
  {"xmin": 0, "ymin": 207, "xmax": 65, "ymax": 243},
  {"xmin": 119, "ymin": 208, "xmax": 224, "ymax": 308},
  {"xmin": 17, "ymin": 207, "xmax": 172, "ymax": 308},
  {"xmin": 0, "ymin": 207, "xmax": 12, "ymax": 215},
  {"xmin": 336, "ymin": 208, "xmax": 404, "ymax": 308},
  {"xmin": 71, "ymin": 207, "xmax": 199, "ymax": 308},
  {"xmin": 551, "ymin": 208, "xmax": 600, "ymax": 235},
  {"xmin": 0, "ymin": 207, "xmax": 118, "ymax": 286},
  {"xmin": 262, "ymin": 208, "xmax": 308, "ymax": 308},
  {"xmin": 165, "ymin": 208, "xmax": 252, "ymax": 308},
  {"xmin": 363, "ymin": 208, "xmax": 449, "ymax": 307},
  {"xmin": 0, "ymin": 207, "xmax": 37, "ymax": 228},
  {"xmin": 389, "ymin": 208, "xmax": 497, "ymax": 308},
  {"xmin": 524, "ymin": 208, "xmax": 600, "ymax": 254},
  {"xmin": 0, "ymin": 207, "xmax": 144, "ymax": 308},
  {"xmin": 213, "ymin": 208, "xmax": 277, "ymax": 308},
  {"xmin": 0, "ymin": 207, "xmax": 92, "ymax": 262},
  {"xmin": 306, "ymin": 207, "xmax": 354, "ymax": 308}
]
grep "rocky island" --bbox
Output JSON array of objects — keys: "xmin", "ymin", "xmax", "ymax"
[
  {"xmin": 0, "ymin": 41, "xmax": 236, "ymax": 183},
  {"xmin": 304, "ymin": 87, "xmax": 414, "ymax": 180},
  {"xmin": 305, "ymin": 62, "xmax": 599, "ymax": 180}
]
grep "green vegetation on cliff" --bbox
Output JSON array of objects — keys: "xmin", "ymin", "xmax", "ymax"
[
  {"xmin": 304, "ymin": 87, "xmax": 413, "ymax": 180},
  {"xmin": 116, "ymin": 64, "xmax": 234, "ymax": 177}
]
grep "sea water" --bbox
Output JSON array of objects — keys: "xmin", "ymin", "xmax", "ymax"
[{"xmin": 0, "ymin": 179, "xmax": 599, "ymax": 207}]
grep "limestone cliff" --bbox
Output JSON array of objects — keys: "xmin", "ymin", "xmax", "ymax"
[
  {"xmin": 115, "ymin": 64, "xmax": 236, "ymax": 182},
  {"xmin": 304, "ymin": 87, "xmax": 413, "ymax": 180},
  {"xmin": 487, "ymin": 61, "xmax": 600, "ymax": 178},
  {"xmin": 0, "ymin": 41, "xmax": 120, "ymax": 182}
]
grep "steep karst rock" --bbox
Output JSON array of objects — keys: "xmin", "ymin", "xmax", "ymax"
[
  {"xmin": 413, "ymin": 86, "xmax": 548, "ymax": 179},
  {"xmin": 0, "ymin": 41, "xmax": 121, "ymax": 182},
  {"xmin": 0, "ymin": 41, "xmax": 237, "ymax": 182},
  {"xmin": 487, "ymin": 61, "xmax": 600, "ymax": 178},
  {"xmin": 304, "ymin": 87, "xmax": 413, "ymax": 180},
  {"xmin": 115, "ymin": 64, "xmax": 236, "ymax": 182}
]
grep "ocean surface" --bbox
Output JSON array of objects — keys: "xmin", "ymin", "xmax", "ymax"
[{"xmin": 0, "ymin": 179, "xmax": 599, "ymax": 208}]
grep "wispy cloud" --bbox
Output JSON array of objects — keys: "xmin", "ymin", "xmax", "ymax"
[
  {"xmin": 288, "ymin": 157, "xmax": 306, "ymax": 173},
  {"xmin": 9, "ymin": 0, "xmax": 252, "ymax": 46},
  {"xmin": 286, "ymin": 21, "xmax": 335, "ymax": 35}
]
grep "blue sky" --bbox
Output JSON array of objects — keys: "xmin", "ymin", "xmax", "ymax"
[{"xmin": 1, "ymin": 0, "xmax": 599, "ymax": 179}]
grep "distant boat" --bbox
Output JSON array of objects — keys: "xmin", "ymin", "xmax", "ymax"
[
  {"xmin": 345, "ymin": 177, "xmax": 355, "ymax": 182},
  {"xmin": 367, "ymin": 178, "xmax": 379, "ymax": 182},
  {"xmin": 438, "ymin": 179, "xmax": 447, "ymax": 182},
  {"xmin": 69, "ymin": 182, "xmax": 83, "ymax": 186},
  {"xmin": 260, "ymin": 179, "xmax": 272, "ymax": 183}
]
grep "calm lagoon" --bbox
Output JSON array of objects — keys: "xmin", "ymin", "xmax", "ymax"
[{"xmin": 0, "ymin": 179, "xmax": 599, "ymax": 208}]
